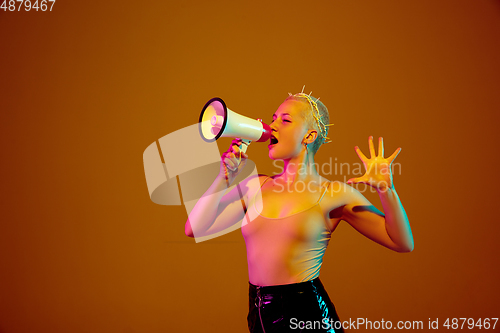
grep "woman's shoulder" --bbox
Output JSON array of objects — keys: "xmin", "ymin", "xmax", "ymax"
[
  {"xmin": 319, "ymin": 177, "xmax": 355, "ymax": 189},
  {"xmin": 317, "ymin": 176, "xmax": 341, "ymax": 189},
  {"xmin": 319, "ymin": 177, "xmax": 369, "ymax": 206}
]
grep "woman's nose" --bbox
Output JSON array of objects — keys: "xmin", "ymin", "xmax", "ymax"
[{"xmin": 270, "ymin": 121, "xmax": 278, "ymax": 132}]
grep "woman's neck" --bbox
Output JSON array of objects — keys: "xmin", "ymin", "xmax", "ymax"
[{"xmin": 277, "ymin": 149, "xmax": 320, "ymax": 184}]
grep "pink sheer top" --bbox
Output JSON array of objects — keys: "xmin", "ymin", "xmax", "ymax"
[{"xmin": 241, "ymin": 177, "xmax": 332, "ymax": 286}]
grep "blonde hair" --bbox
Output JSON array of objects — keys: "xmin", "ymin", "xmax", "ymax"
[{"xmin": 284, "ymin": 92, "xmax": 331, "ymax": 154}]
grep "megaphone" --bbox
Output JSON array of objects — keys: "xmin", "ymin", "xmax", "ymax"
[{"xmin": 199, "ymin": 97, "xmax": 272, "ymax": 153}]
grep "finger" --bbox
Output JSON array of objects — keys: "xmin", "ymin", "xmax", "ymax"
[
  {"xmin": 232, "ymin": 137, "xmax": 242, "ymax": 144},
  {"xmin": 387, "ymin": 147, "xmax": 402, "ymax": 163},
  {"xmin": 231, "ymin": 138, "xmax": 242, "ymax": 146},
  {"xmin": 347, "ymin": 177, "xmax": 364, "ymax": 184},
  {"xmin": 232, "ymin": 144, "xmax": 241, "ymax": 158},
  {"xmin": 228, "ymin": 152, "xmax": 239, "ymax": 166},
  {"xmin": 354, "ymin": 146, "xmax": 368, "ymax": 162},
  {"xmin": 224, "ymin": 157, "xmax": 237, "ymax": 171},
  {"xmin": 378, "ymin": 137, "xmax": 384, "ymax": 157},
  {"xmin": 229, "ymin": 139, "xmax": 242, "ymax": 151},
  {"xmin": 221, "ymin": 151, "xmax": 228, "ymax": 161},
  {"xmin": 228, "ymin": 151, "xmax": 242, "ymax": 169},
  {"xmin": 222, "ymin": 152, "xmax": 236, "ymax": 168},
  {"xmin": 368, "ymin": 136, "xmax": 375, "ymax": 158}
]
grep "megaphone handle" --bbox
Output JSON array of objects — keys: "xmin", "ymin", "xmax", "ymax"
[
  {"xmin": 229, "ymin": 139, "xmax": 251, "ymax": 171},
  {"xmin": 233, "ymin": 139, "xmax": 252, "ymax": 170},
  {"xmin": 239, "ymin": 139, "xmax": 252, "ymax": 154}
]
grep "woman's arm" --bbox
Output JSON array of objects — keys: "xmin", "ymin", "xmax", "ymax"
[
  {"xmin": 185, "ymin": 173, "xmax": 239, "ymax": 237},
  {"xmin": 340, "ymin": 136, "xmax": 413, "ymax": 252},
  {"xmin": 377, "ymin": 187, "xmax": 413, "ymax": 251},
  {"xmin": 185, "ymin": 138, "xmax": 257, "ymax": 238},
  {"xmin": 340, "ymin": 184, "xmax": 413, "ymax": 252}
]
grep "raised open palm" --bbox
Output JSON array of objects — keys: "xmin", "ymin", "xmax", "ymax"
[{"xmin": 347, "ymin": 136, "xmax": 401, "ymax": 191}]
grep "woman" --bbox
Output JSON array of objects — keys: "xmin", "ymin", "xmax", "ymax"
[{"xmin": 185, "ymin": 91, "xmax": 414, "ymax": 333}]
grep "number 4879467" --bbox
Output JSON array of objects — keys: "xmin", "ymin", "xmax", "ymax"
[{"xmin": 1, "ymin": 0, "xmax": 56, "ymax": 11}]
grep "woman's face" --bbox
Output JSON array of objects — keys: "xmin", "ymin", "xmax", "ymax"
[{"xmin": 268, "ymin": 99, "xmax": 310, "ymax": 160}]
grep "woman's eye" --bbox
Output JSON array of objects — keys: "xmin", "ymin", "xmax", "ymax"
[{"xmin": 283, "ymin": 119, "xmax": 291, "ymax": 123}]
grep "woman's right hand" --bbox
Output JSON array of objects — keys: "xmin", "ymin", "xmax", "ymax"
[{"xmin": 220, "ymin": 138, "xmax": 249, "ymax": 184}]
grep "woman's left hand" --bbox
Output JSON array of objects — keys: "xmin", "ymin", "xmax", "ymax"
[{"xmin": 347, "ymin": 136, "xmax": 401, "ymax": 191}]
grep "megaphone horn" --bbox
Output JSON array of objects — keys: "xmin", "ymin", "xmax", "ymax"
[{"xmin": 199, "ymin": 98, "xmax": 272, "ymax": 152}]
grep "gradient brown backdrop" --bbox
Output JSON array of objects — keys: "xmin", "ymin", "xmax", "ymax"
[{"xmin": 1, "ymin": 0, "xmax": 499, "ymax": 332}]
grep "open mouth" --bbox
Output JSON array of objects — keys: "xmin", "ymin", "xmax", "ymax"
[{"xmin": 269, "ymin": 135, "xmax": 279, "ymax": 146}]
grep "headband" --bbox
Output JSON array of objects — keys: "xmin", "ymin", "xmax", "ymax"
[{"xmin": 288, "ymin": 86, "xmax": 333, "ymax": 144}]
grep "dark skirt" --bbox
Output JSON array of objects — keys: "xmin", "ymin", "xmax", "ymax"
[{"xmin": 247, "ymin": 277, "xmax": 344, "ymax": 333}]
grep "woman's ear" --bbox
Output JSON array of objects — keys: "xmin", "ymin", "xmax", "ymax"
[{"xmin": 303, "ymin": 130, "xmax": 318, "ymax": 145}]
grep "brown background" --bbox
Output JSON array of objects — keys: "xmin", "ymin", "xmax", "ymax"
[{"xmin": 1, "ymin": 0, "xmax": 499, "ymax": 332}]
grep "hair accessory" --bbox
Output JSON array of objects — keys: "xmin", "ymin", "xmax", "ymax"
[{"xmin": 287, "ymin": 86, "xmax": 333, "ymax": 144}]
